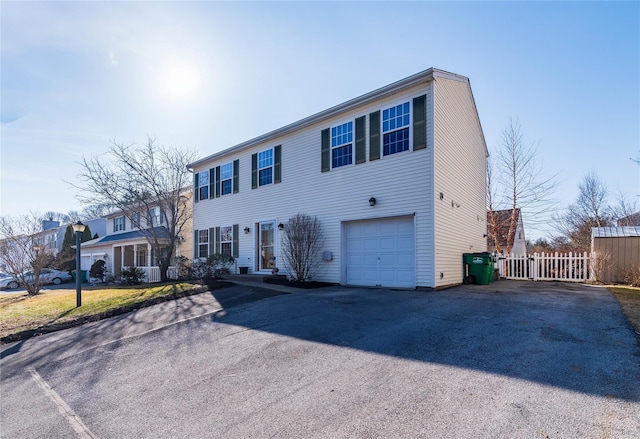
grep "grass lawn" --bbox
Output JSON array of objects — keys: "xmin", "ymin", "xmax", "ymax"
[
  {"xmin": 0, "ymin": 282, "xmax": 205, "ymax": 342},
  {"xmin": 608, "ymin": 286, "xmax": 640, "ymax": 340}
]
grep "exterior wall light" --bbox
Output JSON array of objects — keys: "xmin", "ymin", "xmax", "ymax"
[
  {"xmin": 278, "ymin": 223, "xmax": 284, "ymax": 230},
  {"xmin": 244, "ymin": 227, "xmax": 250, "ymax": 234},
  {"xmin": 369, "ymin": 196, "xmax": 376, "ymax": 206}
]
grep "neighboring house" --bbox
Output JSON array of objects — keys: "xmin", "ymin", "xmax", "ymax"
[
  {"xmin": 79, "ymin": 198, "xmax": 192, "ymax": 281},
  {"xmin": 32, "ymin": 220, "xmax": 62, "ymax": 256},
  {"xmin": 591, "ymin": 226, "xmax": 640, "ymax": 284},
  {"xmin": 617, "ymin": 212, "xmax": 640, "ymax": 226},
  {"xmin": 188, "ymin": 68, "xmax": 487, "ymax": 289},
  {"xmin": 31, "ymin": 218, "xmax": 107, "ymax": 257},
  {"xmin": 487, "ymin": 208, "xmax": 527, "ymax": 255}
]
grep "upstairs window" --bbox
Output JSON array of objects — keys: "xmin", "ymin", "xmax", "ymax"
[
  {"xmin": 220, "ymin": 226, "xmax": 233, "ymax": 256},
  {"xmin": 150, "ymin": 207, "xmax": 163, "ymax": 226},
  {"xmin": 331, "ymin": 121, "xmax": 353, "ymax": 168},
  {"xmin": 198, "ymin": 170, "xmax": 209, "ymax": 200},
  {"xmin": 258, "ymin": 149, "xmax": 273, "ymax": 186},
  {"xmin": 198, "ymin": 230, "xmax": 209, "ymax": 258},
  {"xmin": 114, "ymin": 216, "xmax": 125, "ymax": 232},
  {"xmin": 220, "ymin": 163, "xmax": 233, "ymax": 195},
  {"xmin": 131, "ymin": 212, "xmax": 141, "ymax": 228},
  {"xmin": 382, "ymin": 102, "xmax": 410, "ymax": 156}
]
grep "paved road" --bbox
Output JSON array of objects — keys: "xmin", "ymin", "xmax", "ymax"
[{"xmin": 1, "ymin": 281, "xmax": 639, "ymax": 438}]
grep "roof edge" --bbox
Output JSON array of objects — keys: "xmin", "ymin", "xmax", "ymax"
[{"xmin": 188, "ymin": 68, "xmax": 470, "ymax": 169}]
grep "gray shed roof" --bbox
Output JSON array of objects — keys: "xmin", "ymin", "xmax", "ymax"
[{"xmin": 592, "ymin": 226, "xmax": 640, "ymax": 238}]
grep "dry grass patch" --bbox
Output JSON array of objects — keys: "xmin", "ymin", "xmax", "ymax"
[
  {"xmin": 0, "ymin": 282, "xmax": 204, "ymax": 341},
  {"xmin": 608, "ymin": 285, "xmax": 640, "ymax": 341}
]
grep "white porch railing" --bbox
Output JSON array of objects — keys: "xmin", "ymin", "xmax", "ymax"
[
  {"xmin": 496, "ymin": 252, "xmax": 591, "ymax": 282},
  {"xmin": 123, "ymin": 266, "xmax": 178, "ymax": 283}
]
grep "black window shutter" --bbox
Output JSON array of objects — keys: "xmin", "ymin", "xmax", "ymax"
[
  {"xmin": 233, "ymin": 160, "xmax": 239, "ymax": 193},
  {"xmin": 251, "ymin": 153, "xmax": 258, "ymax": 189},
  {"xmin": 215, "ymin": 227, "xmax": 221, "ymax": 254},
  {"xmin": 208, "ymin": 228, "xmax": 215, "ymax": 257},
  {"xmin": 232, "ymin": 224, "xmax": 239, "ymax": 258},
  {"xmin": 194, "ymin": 173, "xmax": 199, "ymax": 203},
  {"xmin": 209, "ymin": 168, "xmax": 215, "ymax": 200},
  {"xmin": 274, "ymin": 145, "xmax": 282, "ymax": 184},
  {"xmin": 369, "ymin": 110, "xmax": 381, "ymax": 161},
  {"xmin": 194, "ymin": 230, "xmax": 199, "ymax": 258},
  {"xmin": 321, "ymin": 128, "xmax": 330, "ymax": 172},
  {"xmin": 214, "ymin": 166, "xmax": 221, "ymax": 198},
  {"xmin": 355, "ymin": 116, "xmax": 366, "ymax": 164},
  {"xmin": 413, "ymin": 94, "xmax": 427, "ymax": 151}
]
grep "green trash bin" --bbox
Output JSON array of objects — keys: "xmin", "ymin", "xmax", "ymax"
[
  {"xmin": 71, "ymin": 270, "xmax": 88, "ymax": 283},
  {"xmin": 463, "ymin": 252, "xmax": 494, "ymax": 285}
]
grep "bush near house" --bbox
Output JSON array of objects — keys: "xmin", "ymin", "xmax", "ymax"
[
  {"xmin": 192, "ymin": 254, "xmax": 235, "ymax": 280},
  {"xmin": 121, "ymin": 267, "xmax": 145, "ymax": 285},
  {"xmin": 89, "ymin": 260, "xmax": 107, "ymax": 282}
]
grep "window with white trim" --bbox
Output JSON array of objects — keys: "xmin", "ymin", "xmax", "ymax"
[
  {"xmin": 150, "ymin": 207, "xmax": 163, "ymax": 226},
  {"xmin": 331, "ymin": 121, "xmax": 353, "ymax": 168},
  {"xmin": 382, "ymin": 102, "xmax": 410, "ymax": 156},
  {"xmin": 114, "ymin": 216, "xmax": 125, "ymax": 232},
  {"xmin": 258, "ymin": 149, "xmax": 273, "ymax": 186},
  {"xmin": 136, "ymin": 247, "xmax": 147, "ymax": 267},
  {"xmin": 131, "ymin": 212, "xmax": 140, "ymax": 228},
  {"xmin": 198, "ymin": 230, "xmax": 209, "ymax": 258},
  {"xmin": 220, "ymin": 226, "xmax": 233, "ymax": 256},
  {"xmin": 198, "ymin": 170, "xmax": 209, "ymax": 200},
  {"xmin": 220, "ymin": 162, "xmax": 233, "ymax": 195}
]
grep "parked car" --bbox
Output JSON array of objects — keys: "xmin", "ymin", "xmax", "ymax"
[{"xmin": 0, "ymin": 269, "xmax": 73, "ymax": 290}]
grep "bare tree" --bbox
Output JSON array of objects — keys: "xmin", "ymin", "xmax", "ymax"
[
  {"xmin": 73, "ymin": 137, "xmax": 197, "ymax": 281},
  {"xmin": 0, "ymin": 212, "xmax": 52, "ymax": 295},
  {"xmin": 612, "ymin": 189, "xmax": 638, "ymax": 226},
  {"xmin": 280, "ymin": 213, "xmax": 323, "ymax": 282},
  {"xmin": 487, "ymin": 119, "xmax": 557, "ymax": 254},
  {"xmin": 553, "ymin": 172, "xmax": 615, "ymax": 250}
]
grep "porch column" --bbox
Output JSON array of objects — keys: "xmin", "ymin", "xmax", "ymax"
[
  {"xmin": 120, "ymin": 246, "xmax": 125, "ymax": 271},
  {"xmin": 134, "ymin": 245, "xmax": 138, "ymax": 267},
  {"xmin": 147, "ymin": 243, "xmax": 152, "ymax": 267}
]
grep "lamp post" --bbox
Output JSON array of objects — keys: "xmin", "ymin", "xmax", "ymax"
[{"xmin": 72, "ymin": 221, "xmax": 86, "ymax": 307}]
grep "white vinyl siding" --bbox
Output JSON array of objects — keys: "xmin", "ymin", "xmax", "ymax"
[
  {"xmin": 192, "ymin": 71, "xmax": 485, "ymax": 288},
  {"xmin": 433, "ymin": 77, "xmax": 488, "ymax": 288},
  {"xmin": 192, "ymin": 83, "xmax": 436, "ymax": 285}
]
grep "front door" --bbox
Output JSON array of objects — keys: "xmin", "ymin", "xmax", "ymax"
[{"xmin": 258, "ymin": 221, "xmax": 276, "ymax": 271}]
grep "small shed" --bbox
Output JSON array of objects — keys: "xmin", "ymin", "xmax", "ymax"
[{"xmin": 591, "ymin": 226, "xmax": 640, "ymax": 284}]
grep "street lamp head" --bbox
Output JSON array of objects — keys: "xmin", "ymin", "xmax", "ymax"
[{"xmin": 72, "ymin": 221, "xmax": 86, "ymax": 233}]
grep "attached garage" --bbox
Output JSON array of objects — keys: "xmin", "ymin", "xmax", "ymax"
[{"xmin": 344, "ymin": 216, "xmax": 415, "ymax": 288}]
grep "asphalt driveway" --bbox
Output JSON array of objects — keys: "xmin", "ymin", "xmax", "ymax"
[{"xmin": 1, "ymin": 281, "xmax": 639, "ymax": 438}]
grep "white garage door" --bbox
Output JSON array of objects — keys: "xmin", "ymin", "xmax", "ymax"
[{"xmin": 345, "ymin": 216, "xmax": 415, "ymax": 288}]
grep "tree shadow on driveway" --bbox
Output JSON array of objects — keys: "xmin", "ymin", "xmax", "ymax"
[{"xmin": 207, "ymin": 281, "xmax": 640, "ymax": 402}]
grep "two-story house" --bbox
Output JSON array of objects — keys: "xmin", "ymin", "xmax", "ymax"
[
  {"xmin": 79, "ymin": 196, "xmax": 192, "ymax": 282},
  {"xmin": 188, "ymin": 68, "xmax": 488, "ymax": 289}
]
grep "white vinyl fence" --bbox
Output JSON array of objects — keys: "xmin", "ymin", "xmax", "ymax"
[{"xmin": 495, "ymin": 252, "xmax": 591, "ymax": 282}]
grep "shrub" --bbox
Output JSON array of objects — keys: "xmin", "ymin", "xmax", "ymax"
[
  {"xmin": 192, "ymin": 254, "xmax": 235, "ymax": 281},
  {"xmin": 121, "ymin": 266, "xmax": 145, "ymax": 285},
  {"xmin": 590, "ymin": 251, "xmax": 611, "ymax": 284},
  {"xmin": 280, "ymin": 213, "xmax": 323, "ymax": 282},
  {"xmin": 175, "ymin": 256, "xmax": 192, "ymax": 280},
  {"xmin": 623, "ymin": 266, "xmax": 640, "ymax": 287},
  {"xmin": 89, "ymin": 259, "xmax": 107, "ymax": 282}
]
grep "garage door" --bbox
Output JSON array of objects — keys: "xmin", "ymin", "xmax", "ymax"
[{"xmin": 345, "ymin": 216, "xmax": 415, "ymax": 288}]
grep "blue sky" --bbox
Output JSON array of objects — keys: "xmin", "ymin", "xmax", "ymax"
[{"xmin": 1, "ymin": 1, "xmax": 638, "ymax": 240}]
